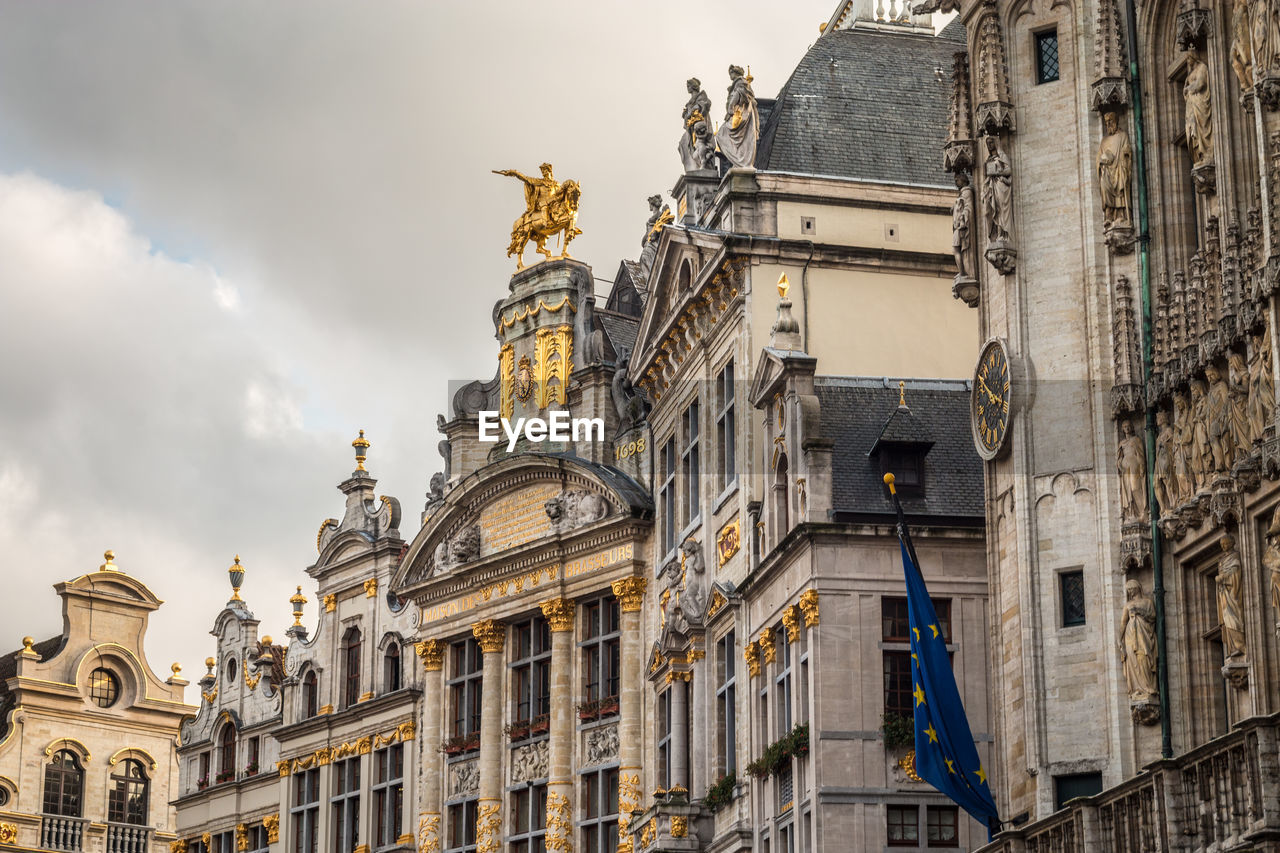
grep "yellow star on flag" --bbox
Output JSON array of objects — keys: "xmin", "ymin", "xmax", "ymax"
[
  {"xmin": 930, "ymin": 624, "xmax": 940, "ymax": 639},
  {"xmin": 945, "ymin": 758, "xmax": 956, "ymax": 774},
  {"xmin": 911, "ymin": 653, "xmax": 918, "ymax": 666},
  {"xmin": 924, "ymin": 723, "xmax": 938, "ymax": 743},
  {"xmin": 912, "ymin": 626, "xmax": 920, "ymax": 641},
  {"xmin": 913, "ymin": 684, "xmax": 926, "ymax": 706},
  {"xmin": 975, "ymin": 766, "xmax": 987, "ymax": 784}
]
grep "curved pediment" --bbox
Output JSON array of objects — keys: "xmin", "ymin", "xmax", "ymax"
[
  {"xmin": 395, "ymin": 454, "xmax": 651, "ymax": 592},
  {"xmin": 59, "ymin": 571, "xmax": 163, "ymax": 609}
]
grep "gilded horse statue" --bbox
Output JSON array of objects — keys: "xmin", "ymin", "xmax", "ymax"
[{"xmin": 494, "ymin": 163, "xmax": 583, "ymax": 269}]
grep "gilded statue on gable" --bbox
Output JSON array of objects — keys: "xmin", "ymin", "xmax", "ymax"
[{"xmin": 495, "ymin": 163, "xmax": 583, "ymax": 270}]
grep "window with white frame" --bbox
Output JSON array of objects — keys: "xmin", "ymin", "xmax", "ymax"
[
  {"xmin": 330, "ymin": 758, "xmax": 360, "ymax": 853},
  {"xmin": 373, "ymin": 743, "xmax": 404, "ymax": 850}
]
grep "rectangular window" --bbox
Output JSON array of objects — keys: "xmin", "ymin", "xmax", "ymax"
[
  {"xmin": 1035, "ymin": 29, "xmax": 1060, "ymax": 83},
  {"xmin": 717, "ymin": 360, "xmax": 736, "ymax": 490},
  {"xmin": 716, "ymin": 631, "xmax": 737, "ymax": 776},
  {"xmin": 882, "ymin": 598, "xmax": 910, "ymax": 641},
  {"xmin": 682, "ymin": 400, "xmax": 701, "ymax": 525},
  {"xmin": 887, "ymin": 804, "xmax": 919, "ymax": 846},
  {"xmin": 883, "ymin": 651, "xmax": 914, "ymax": 718},
  {"xmin": 1054, "ymin": 772, "xmax": 1102, "ymax": 810},
  {"xmin": 926, "ymin": 806, "xmax": 959, "ymax": 847},
  {"xmin": 1061, "ymin": 571, "xmax": 1086, "ymax": 626},
  {"xmin": 509, "ymin": 783, "xmax": 547, "ymax": 853},
  {"xmin": 511, "ymin": 616, "xmax": 552, "ymax": 733},
  {"xmin": 656, "ymin": 690, "xmax": 672, "ymax": 790},
  {"xmin": 212, "ymin": 831, "xmax": 235, "ymax": 853},
  {"xmin": 245, "ymin": 826, "xmax": 269, "ymax": 853},
  {"xmin": 290, "ymin": 768, "xmax": 319, "ymax": 853},
  {"xmin": 330, "ymin": 758, "xmax": 361, "ymax": 853},
  {"xmin": 449, "ymin": 639, "xmax": 484, "ymax": 739},
  {"xmin": 582, "ymin": 596, "xmax": 621, "ymax": 712},
  {"xmin": 246, "ymin": 737, "xmax": 260, "ymax": 775},
  {"xmin": 581, "ymin": 767, "xmax": 619, "ymax": 853},
  {"xmin": 198, "ymin": 752, "xmax": 210, "ymax": 788},
  {"xmin": 373, "ymin": 744, "xmax": 404, "ymax": 850},
  {"xmin": 445, "ymin": 799, "xmax": 478, "ymax": 853},
  {"xmin": 660, "ymin": 438, "xmax": 677, "ymax": 555},
  {"xmin": 775, "ymin": 626, "xmax": 793, "ymax": 735}
]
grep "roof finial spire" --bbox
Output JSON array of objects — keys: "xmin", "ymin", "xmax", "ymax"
[
  {"xmin": 100, "ymin": 550, "xmax": 117, "ymax": 571},
  {"xmin": 899, "ymin": 380, "xmax": 907, "ymax": 408},
  {"xmin": 770, "ymin": 273, "xmax": 802, "ymax": 350},
  {"xmin": 352, "ymin": 429, "xmax": 370, "ymax": 472},
  {"xmin": 228, "ymin": 555, "xmax": 245, "ymax": 602}
]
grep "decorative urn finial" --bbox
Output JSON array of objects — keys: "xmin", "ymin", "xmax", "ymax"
[
  {"xmin": 352, "ymin": 430, "xmax": 370, "ymax": 472},
  {"xmin": 290, "ymin": 585, "xmax": 307, "ymax": 627},
  {"xmin": 228, "ymin": 555, "xmax": 245, "ymax": 601},
  {"xmin": 100, "ymin": 550, "xmax": 117, "ymax": 571},
  {"xmin": 770, "ymin": 273, "xmax": 802, "ymax": 348}
]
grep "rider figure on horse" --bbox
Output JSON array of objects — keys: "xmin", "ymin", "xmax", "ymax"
[{"xmin": 494, "ymin": 162, "xmax": 583, "ymax": 269}]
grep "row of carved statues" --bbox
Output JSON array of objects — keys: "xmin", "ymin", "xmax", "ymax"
[
  {"xmin": 677, "ymin": 67, "xmax": 760, "ymax": 173},
  {"xmin": 1117, "ymin": 328, "xmax": 1276, "ymax": 523}
]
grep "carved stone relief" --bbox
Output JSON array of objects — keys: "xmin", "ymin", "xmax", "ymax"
[
  {"xmin": 449, "ymin": 760, "xmax": 480, "ymax": 797},
  {"xmin": 545, "ymin": 489, "xmax": 611, "ymax": 533},
  {"xmin": 584, "ymin": 724, "xmax": 620, "ymax": 767},
  {"xmin": 510, "ymin": 740, "xmax": 548, "ymax": 784}
]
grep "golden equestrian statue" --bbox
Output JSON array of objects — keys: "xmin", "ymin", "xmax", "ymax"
[{"xmin": 493, "ymin": 163, "xmax": 583, "ymax": 270}]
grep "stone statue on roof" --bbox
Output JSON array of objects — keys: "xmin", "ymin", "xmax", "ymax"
[
  {"xmin": 716, "ymin": 65, "xmax": 760, "ymax": 169},
  {"xmin": 679, "ymin": 78, "xmax": 716, "ymax": 171}
]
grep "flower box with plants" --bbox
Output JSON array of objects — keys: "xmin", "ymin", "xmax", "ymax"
[
  {"xmin": 575, "ymin": 696, "xmax": 620, "ymax": 722},
  {"xmin": 214, "ymin": 770, "xmax": 235, "ymax": 784},
  {"xmin": 881, "ymin": 712, "xmax": 914, "ymax": 751},
  {"xmin": 504, "ymin": 713, "xmax": 550, "ymax": 742},
  {"xmin": 440, "ymin": 732, "xmax": 481, "ymax": 757},
  {"xmin": 196, "ymin": 776, "xmax": 209, "ymax": 791},
  {"xmin": 744, "ymin": 723, "xmax": 810, "ymax": 780},
  {"xmin": 702, "ymin": 771, "xmax": 737, "ymax": 813},
  {"xmin": 244, "ymin": 761, "xmax": 259, "ymax": 777}
]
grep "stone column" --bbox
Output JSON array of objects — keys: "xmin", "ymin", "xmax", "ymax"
[
  {"xmin": 415, "ymin": 639, "xmax": 446, "ymax": 853},
  {"xmin": 671, "ymin": 675, "xmax": 689, "ymax": 791},
  {"xmin": 540, "ymin": 598, "xmax": 576, "ymax": 851},
  {"xmin": 611, "ymin": 577, "xmax": 647, "ymax": 853},
  {"xmin": 472, "ymin": 620, "xmax": 505, "ymax": 853}
]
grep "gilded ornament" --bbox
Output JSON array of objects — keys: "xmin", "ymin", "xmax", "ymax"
[
  {"xmin": 319, "ymin": 704, "xmax": 333, "ymax": 715},
  {"xmin": 475, "ymin": 802, "xmax": 502, "ymax": 853},
  {"xmin": 228, "ymin": 555, "xmax": 245, "ymax": 602},
  {"xmin": 242, "ymin": 659, "xmax": 261, "ymax": 691},
  {"xmin": 201, "ymin": 833, "xmax": 211, "ymax": 849},
  {"xmin": 202, "ymin": 686, "xmax": 218, "ymax": 705},
  {"xmin": 499, "ymin": 345, "xmax": 516, "ymax": 421},
  {"xmin": 416, "ymin": 639, "xmax": 447, "ymax": 671},
  {"xmin": 534, "ymin": 326, "xmax": 574, "ymax": 409},
  {"xmin": 499, "ymin": 296, "xmax": 576, "ymax": 331},
  {"xmin": 417, "ymin": 814, "xmax": 441, "ymax": 853},
  {"xmin": 540, "ymin": 598, "xmax": 576, "ymax": 632},
  {"xmin": 782, "ymin": 605, "xmax": 802, "ymax": 643},
  {"xmin": 364, "ymin": 577, "xmax": 378, "ymax": 598},
  {"xmin": 758, "ymin": 628, "xmax": 777, "ymax": 664},
  {"xmin": 290, "ymin": 585, "xmax": 307, "ymax": 626},
  {"xmin": 494, "ymin": 164, "xmax": 583, "ymax": 269},
  {"xmin": 744, "ymin": 641, "xmax": 761, "ymax": 678},
  {"xmin": 716, "ymin": 519, "xmax": 741, "ymax": 566},
  {"xmin": 611, "ymin": 576, "xmax": 647, "ymax": 612},
  {"xmin": 544, "ymin": 790, "xmax": 572, "ymax": 851},
  {"xmin": 670, "ymin": 816, "xmax": 689, "ymax": 838},
  {"xmin": 798, "ymin": 589, "xmax": 820, "ymax": 627},
  {"xmin": 324, "ymin": 594, "xmax": 337, "ymax": 613},
  {"xmin": 640, "ymin": 818, "xmax": 656, "ymax": 847},
  {"xmin": 235, "ymin": 825, "xmax": 248, "ymax": 852},
  {"xmin": 262, "ymin": 815, "xmax": 280, "ymax": 844},
  {"xmin": 352, "ymin": 430, "xmax": 371, "ymax": 472},
  {"xmin": 316, "ymin": 519, "xmax": 337, "ymax": 553},
  {"xmin": 0, "ymin": 825, "xmax": 17, "ymax": 846},
  {"xmin": 472, "ymin": 620, "xmax": 506, "ymax": 654},
  {"xmin": 897, "ymin": 750, "xmax": 923, "ymax": 782},
  {"xmin": 169, "ymin": 841, "xmax": 186, "ymax": 853},
  {"xmin": 707, "ymin": 589, "xmax": 727, "ymax": 617},
  {"xmin": 276, "ymin": 760, "xmax": 291, "ymax": 777},
  {"xmin": 359, "ymin": 691, "xmax": 374, "ymax": 702}
]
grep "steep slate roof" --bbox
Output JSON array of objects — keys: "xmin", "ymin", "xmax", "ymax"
[
  {"xmin": 755, "ymin": 20, "xmax": 965, "ymax": 186},
  {"xmin": 596, "ymin": 309, "xmax": 640, "ymax": 358},
  {"xmin": 0, "ymin": 635, "xmax": 65, "ymax": 739},
  {"xmin": 817, "ymin": 376, "xmax": 983, "ymax": 522}
]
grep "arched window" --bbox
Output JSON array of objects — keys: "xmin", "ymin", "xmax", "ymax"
[
  {"xmin": 383, "ymin": 641, "xmax": 401, "ymax": 694},
  {"xmin": 42, "ymin": 750, "xmax": 83, "ymax": 817},
  {"xmin": 218, "ymin": 725, "xmax": 236, "ymax": 781},
  {"xmin": 107, "ymin": 759, "xmax": 149, "ymax": 825},
  {"xmin": 342, "ymin": 628, "xmax": 362, "ymax": 709},
  {"xmin": 774, "ymin": 453, "xmax": 790, "ymax": 534},
  {"xmin": 302, "ymin": 670, "xmax": 318, "ymax": 719},
  {"xmin": 88, "ymin": 668, "xmax": 120, "ymax": 708}
]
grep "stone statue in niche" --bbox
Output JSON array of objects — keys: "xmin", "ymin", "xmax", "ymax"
[
  {"xmin": 1097, "ymin": 112, "xmax": 1133, "ymax": 229},
  {"xmin": 1228, "ymin": 351, "xmax": 1251, "ymax": 449},
  {"xmin": 952, "ymin": 171, "xmax": 976, "ymax": 281},
  {"xmin": 1251, "ymin": 0, "xmax": 1274, "ymax": 81},
  {"xmin": 678, "ymin": 78, "xmax": 715, "ymax": 172},
  {"xmin": 1154, "ymin": 409, "xmax": 1177, "ymax": 513},
  {"xmin": 1188, "ymin": 380, "xmax": 1211, "ymax": 486},
  {"xmin": 1173, "ymin": 392, "xmax": 1198, "ymax": 498},
  {"xmin": 1120, "ymin": 579, "xmax": 1159, "ymax": 704},
  {"xmin": 544, "ymin": 489, "xmax": 610, "ymax": 532},
  {"xmin": 1183, "ymin": 51, "xmax": 1215, "ymax": 192},
  {"xmin": 1117, "ymin": 420, "xmax": 1148, "ymax": 523},
  {"xmin": 1204, "ymin": 363, "xmax": 1237, "ymax": 472},
  {"xmin": 1248, "ymin": 325, "xmax": 1275, "ymax": 443},
  {"xmin": 1232, "ymin": 0, "xmax": 1255, "ymax": 90},
  {"xmin": 611, "ymin": 350, "xmax": 650, "ymax": 436},
  {"xmin": 715, "ymin": 65, "xmax": 760, "ymax": 169},
  {"xmin": 678, "ymin": 538, "xmax": 708, "ymax": 623},
  {"xmin": 982, "ymin": 135, "xmax": 1016, "ymax": 274},
  {"xmin": 1265, "ymin": 507, "xmax": 1280, "ymax": 629},
  {"xmin": 1216, "ymin": 534, "xmax": 1247, "ymax": 659}
]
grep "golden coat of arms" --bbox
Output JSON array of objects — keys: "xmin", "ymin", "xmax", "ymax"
[{"xmin": 493, "ymin": 163, "xmax": 583, "ymax": 269}]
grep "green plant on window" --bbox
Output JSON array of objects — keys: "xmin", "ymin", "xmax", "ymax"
[
  {"xmin": 745, "ymin": 723, "xmax": 810, "ymax": 780},
  {"xmin": 882, "ymin": 712, "xmax": 915, "ymax": 750},
  {"xmin": 702, "ymin": 771, "xmax": 737, "ymax": 812}
]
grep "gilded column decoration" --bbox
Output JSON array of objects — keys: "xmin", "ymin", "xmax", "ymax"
[
  {"xmin": 364, "ymin": 577, "xmax": 378, "ymax": 598},
  {"xmin": 611, "ymin": 577, "xmax": 648, "ymax": 612},
  {"xmin": 534, "ymin": 326, "xmax": 573, "ymax": 409},
  {"xmin": 168, "ymin": 841, "xmax": 186, "ymax": 853},
  {"xmin": 1120, "ymin": 580, "xmax": 1159, "ymax": 725},
  {"xmin": 1117, "ymin": 420, "xmax": 1148, "ymax": 524},
  {"xmin": 670, "ymin": 816, "xmax": 689, "ymax": 838},
  {"xmin": 744, "ymin": 641, "xmax": 761, "ymax": 678},
  {"xmin": 262, "ymin": 815, "xmax": 279, "ymax": 843},
  {"xmin": 798, "ymin": 588, "xmax": 820, "ymax": 626},
  {"xmin": 324, "ymin": 594, "xmax": 337, "ymax": 613},
  {"xmin": 1183, "ymin": 50, "xmax": 1215, "ymax": 193},
  {"xmin": 416, "ymin": 639, "xmax": 446, "ymax": 671},
  {"xmin": 758, "ymin": 628, "xmax": 777, "ymax": 664},
  {"xmin": 475, "ymin": 802, "xmax": 502, "ymax": 853},
  {"xmin": 235, "ymin": 825, "xmax": 248, "ymax": 852},
  {"xmin": 616, "ymin": 773, "xmax": 642, "ymax": 853},
  {"xmin": 540, "ymin": 598, "xmax": 576, "ymax": 632},
  {"xmin": 417, "ymin": 814, "xmax": 441, "ymax": 853},
  {"xmin": 782, "ymin": 605, "xmax": 801, "ymax": 643},
  {"xmin": 545, "ymin": 791, "xmax": 572, "ymax": 851},
  {"xmin": 500, "ymin": 344, "xmax": 515, "ymax": 422},
  {"xmin": 472, "ymin": 620, "xmax": 506, "ymax": 654}
]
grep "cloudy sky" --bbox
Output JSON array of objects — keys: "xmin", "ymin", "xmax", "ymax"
[{"xmin": 0, "ymin": 0, "xmax": 876, "ymax": 688}]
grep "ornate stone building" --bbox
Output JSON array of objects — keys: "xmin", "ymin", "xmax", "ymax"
[
  {"xmin": 0, "ymin": 553, "xmax": 194, "ymax": 853},
  {"xmin": 921, "ymin": 0, "xmax": 1280, "ymax": 839}
]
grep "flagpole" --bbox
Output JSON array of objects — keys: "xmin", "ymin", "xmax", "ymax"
[{"xmin": 884, "ymin": 473, "xmax": 921, "ymax": 568}]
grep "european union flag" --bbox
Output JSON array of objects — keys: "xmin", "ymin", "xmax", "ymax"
[{"xmin": 898, "ymin": 538, "xmax": 1000, "ymax": 833}]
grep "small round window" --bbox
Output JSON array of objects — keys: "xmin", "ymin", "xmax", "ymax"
[
  {"xmin": 225, "ymin": 657, "xmax": 237, "ymax": 683},
  {"xmin": 0, "ymin": 786, "xmax": 9, "ymax": 807},
  {"xmin": 88, "ymin": 668, "xmax": 119, "ymax": 708}
]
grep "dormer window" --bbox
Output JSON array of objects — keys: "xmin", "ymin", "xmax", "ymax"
[{"xmin": 881, "ymin": 446, "xmax": 925, "ymax": 494}]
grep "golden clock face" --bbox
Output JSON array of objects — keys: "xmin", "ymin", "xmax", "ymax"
[{"xmin": 972, "ymin": 341, "xmax": 1011, "ymax": 459}]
